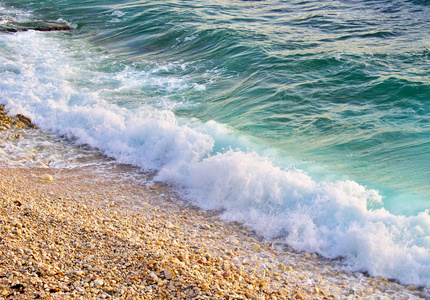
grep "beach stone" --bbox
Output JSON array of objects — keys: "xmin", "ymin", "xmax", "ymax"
[
  {"xmin": 278, "ymin": 264, "xmax": 286, "ymax": 271},
  {"xmin": 36, "ymin": 162, "xmax": 49, "ymax": 169},
  {"xmin": 13, "ymin": 221, "xmax": 23, "ymax": 228},
  {"xmin": 230, "ymin": 238, "xmax": 239, "ymax": 245},
  {"xmin": 314, "ymin": 286, "xmax": 324, "ymax": 295},
  {"xmin": 356, "ymin": 291, "xmax": 366, "ymax": 297},
  {"xmin": 93, "ymin": 279, "xmax": 104, "ymax": 288},
  {"xmin": 251, "ymin": 244, "xmax": 261, "ymax": 250},
  {"xmin": 40, "ymin": 174, "xmax": 54, "ymax": 182},
  {"xmin": 74, "ymin": 270, "xmax": 85, "ymax": 276},
  {"xmin": 10, "ymin": 133, "xmax": 23, "ymax": 139},
  {"xmin": 163, "ymin": 267, "xmax": 174, "ymax": 280},
  {"xmin": 16, "ymin": 114, "xmax": 31, "ymax": 125},
  {"xmin": 149, "ymin": 272, "xmax": 159, "ymax": 282},
  {"xmin": 200, "ymin": 224, "xmax": 211, "ymax": 230},
  {"xmin": 15, "ymin": 121, "xmax": 25, "ymax": 129}
]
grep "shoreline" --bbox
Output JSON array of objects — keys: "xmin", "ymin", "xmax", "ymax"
[
  {"xmin": 0, "ymin": 167, "xmax": 427, "ymax": 300},
  {"xmin": 0, "ymin": 113, "xmax": 428, "ymax": 299}
]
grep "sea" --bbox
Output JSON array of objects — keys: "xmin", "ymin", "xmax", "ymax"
[{"xmin": 0, "ymin": 0, "xmax": 429, "ymax": 288}]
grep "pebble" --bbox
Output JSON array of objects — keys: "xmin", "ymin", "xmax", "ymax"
[
  {"xmin": 93, "ymin": 279, "xmax": 104, "ymax": 288},
  {"xmin": 278, "ymin": 264, "xmax": 286, "ymax": 271},
  {"xmin": 40, "ymin": 174, "xmax": 54, "ymax": 182},
  {"xmin": 251, "ymin": 244, "xmax": 261, "ymax": 250},
  {"xmin": 165, "ymin": 222, "xmax": 175, "ymax": 229},
  {"xmin": 164, "ymin": 267, "xmax": 175, "ymax": 280}
]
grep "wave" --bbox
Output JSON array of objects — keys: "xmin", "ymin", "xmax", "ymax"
[{"xmin": 1, "ymin": 25, "xmax": 430, "ymax": 288}]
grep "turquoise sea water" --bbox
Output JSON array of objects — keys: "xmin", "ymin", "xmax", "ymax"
[{"xmin": 1, "ymin": 0, "xmax": 430, "ymax": 286}]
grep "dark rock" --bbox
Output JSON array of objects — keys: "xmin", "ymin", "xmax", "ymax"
[
  {"xmin": 0, "ymin": 21, "xmax": 73, "ymax": 33},
  {"xmin": 11, "ymin": 283, "xmax": 25, "ymax": 290},
  {"xmin": 35, "ymin": 24, "xmax": 73, "ymax": 31},
  {"xmin": 16, "ymin": 114, "xmax": 31, "ymax": 125},
  {"xmin": 49, "ymin": 288, "xmax": 61, "ymax": 293},
  {"xmin": 0, "ymin": 105, "xmax": 37, "ymax": 129}
]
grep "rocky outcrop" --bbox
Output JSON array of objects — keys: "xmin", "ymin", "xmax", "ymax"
[
  {"xmin": 0, "ymin": 21, "xmax": 72, "ymax": 33},
  {"xmin": 0, "ymin": 105, "xmax": 37, "ymax": 131}
]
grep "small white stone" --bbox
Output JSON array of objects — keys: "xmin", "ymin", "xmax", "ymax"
[
  {"xmin": 74, "ymin": 270, "xmax": 85, "ymax": 276},
  {"xmin": 149, "ymin": 272, "xmax": 159, "ymax": 282},
  {"xmin": 93, "ymin": 279, "xmax": 104, "ymax": 288}
]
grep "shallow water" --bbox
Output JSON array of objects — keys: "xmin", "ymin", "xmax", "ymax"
[{"xmin": 0, "ymin": 0, "xmax": 429, "ymax": 287}]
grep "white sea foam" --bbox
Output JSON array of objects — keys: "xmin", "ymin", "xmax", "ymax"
[{"xmin": 1, "ymin": 29, "xmax": 430, "ymax": 287}]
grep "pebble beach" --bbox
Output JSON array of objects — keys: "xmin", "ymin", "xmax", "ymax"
[{"xmin": 0, "ymin": 110, "xmax": 428, "ymax": 299}]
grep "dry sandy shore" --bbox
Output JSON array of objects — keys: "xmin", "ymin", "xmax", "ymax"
[{"xmin": 0, "ymin": 110, "xmax": 428, "ymax": 299}]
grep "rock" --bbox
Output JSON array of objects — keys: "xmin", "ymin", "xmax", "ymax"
[
  {"xmin": 15, "ymin": 121, "xmax": 25, "ymax": 129},
  {"xmin": 13, "ymin": 221, "xmax": 23, "ymax": 228},
  {"xmin": 314, "ymin": 287, "xmax": 325, "ymax": 296},
  {"xmin": 230, "ymin": 238, "xmax": 239, "ymax": 245},
  {"xmin": 35, "ymin": 24, "xmax": 73, "ymax": 31},
  {"xmin": 16, "ymin": 114, "xmax": 31, "ymax": 124},
  {"xmin": 74, "ymin": 270, "xmax": 85, "ymax": 276},
  {"xmin": 9, "ymin": 133, "xmax": 23, "ymax": 139},
  {"xmin": 295, "ymin": 294, "xmax": 304, "ymax": 300},
  {"xmin": 36, "ymin": 162, "xmax": 49, "ymax": 169},
  {"xmin": 1, "ymin": 22, "xmax": 73, "ymax": 33},
  {"xmin": 163, "ymin": 267, "xmax": 175, "ymax": 280},
  {"xmin": 93, "ymin": 279, "xmax": 104, "ymax": 288},
  {"xmin": 11, "ymin": 283, "xmax": 25, "ymax": 291},
  {"xmin": 200, "ymin": 224, "xmax": 211, "ymax": 230},
  {"xmin": 40, "ymin": 174, "xmax": 54, "ymax": 182},
  {"xmin": 149, "ymin": 272, "xmax": 159, "ymax": 282},
  {"xmin": 250, "ymin": 244, "xmax": 261, "ymax": 250},
  {"xmin": 278, "ymin": 264, "xmax": 286, "ymax": 271}
]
